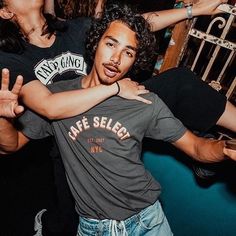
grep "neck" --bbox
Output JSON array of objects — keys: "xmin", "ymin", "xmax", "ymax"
[
  {"xmin": 82, "ymin": 68, "xmax": 101, "ymax": 89},
  {"xmin": 17, "ymin": 10, "xmax": 55, "ymax": 47}
]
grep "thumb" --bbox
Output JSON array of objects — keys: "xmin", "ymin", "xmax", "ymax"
[
  {"xmin": 134, "ymin": 95, "xmax": 152, "ymax": 104},
  {"xmin": 15, "ymin": 105, "xmax": 24, "ymax": 116}
]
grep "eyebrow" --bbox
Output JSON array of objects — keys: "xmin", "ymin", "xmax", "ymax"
[{"xmin": 105, "ymin": 36, "xmax": 137, "ymax": 52}]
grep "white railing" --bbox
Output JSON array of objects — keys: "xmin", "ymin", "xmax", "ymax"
[{"xmin": 179, "ymin": 4, "xmax": 236, "ymax": 103}]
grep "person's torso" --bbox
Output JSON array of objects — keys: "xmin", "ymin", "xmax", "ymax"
[
  {"xmin": 0, "ymin": 18, "xmax": 90, "ymax": 88},
  {"xmin": 48, "ymin": 79, "xmax": 186, "ymax": 220}
]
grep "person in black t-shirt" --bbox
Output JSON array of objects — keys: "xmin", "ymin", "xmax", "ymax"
[
  {"xmin": 0, "ymin": 5, "xmax": 236, "ymax": 235},
  {"xmin": 0, "ymin": 0, "xmax": 235, "ymax": 235}
]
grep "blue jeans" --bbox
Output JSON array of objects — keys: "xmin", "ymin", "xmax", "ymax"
[{"xmin": 77, "ymin": 200, "xmax": 173, "ymax": 236}]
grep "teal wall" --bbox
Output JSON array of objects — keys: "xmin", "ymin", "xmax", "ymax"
[{"xmin": 142, "ymin": 140, "xmax": 236, "ymax": 236}]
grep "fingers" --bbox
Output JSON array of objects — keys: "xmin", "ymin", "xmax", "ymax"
[
  {"xmin": 11, "ymin": 75, "xmax": 23, "ymax": 95},
  {"xmin": 137, "ymin": 89, "xmax": 150, "ymax": 95},
  {"xmin": 1, "ymin": 68, "xmax": 10, "ymax": 90},
  {"xmin": 1, "ymin": 68, "xmax": 23, "ymax": 95},
  {"xmin": 138, "ymin": 85, "xmax": 145, "ymax": 90},
  {"xmin": 223, "ymin": 147, "xmax": 236, "ymax": 161},
  {"xmin": 134, "ymin": 96, "xmax": 152, "ymax": 104}
]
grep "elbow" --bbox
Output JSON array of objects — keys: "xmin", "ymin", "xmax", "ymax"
[
  {"xmin": 39, "ymin": 107, "xmax": 60, "ymax": 120},
  {"xmin": 0, "ymin": 145, "xmax": 18, "ymax": 155},
  {"xmin": 0, "ymin": 137, "xmax": 23, "ymax": 155},
  {"xmin": 41, "ymin": 107, "xmax": 73, "ymax": 120},
  {"xmin": 0, "ymin": 150, "xmax": 13, "ymax": 155}
]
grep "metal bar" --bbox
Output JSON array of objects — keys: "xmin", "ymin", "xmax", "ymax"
[
  {"xmin": 226, "ymin": 77, "xmax": 236, "ymax": 99},
  {"xmin": 217, "ymin": 50, "xmax": 235, "ymax": 82},
  {"xmin": 217, "ymin": 3, "xmax": 236, "ymax": 15},
  {"xmin": 189, "ymin": 29, "xmax": 236, "ymax": 51}
]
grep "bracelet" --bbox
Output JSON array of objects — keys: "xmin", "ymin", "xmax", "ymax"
[
  {"xmin": 115, "ymin": 81, "xmax": 120, "ymax": 95},
  {"xmin": 185, "ymin": 4, "xmax": 193, "ymax": 19}
]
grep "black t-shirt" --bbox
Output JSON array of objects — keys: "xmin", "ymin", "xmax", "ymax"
[{"xmin": 0, "ymin": 17, "xmax": 90, "ymax": 89}]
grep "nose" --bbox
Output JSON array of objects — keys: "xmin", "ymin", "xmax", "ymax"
[{"xmin": 110, "ymin": 50, "xmax": 121, "ymax": 65}]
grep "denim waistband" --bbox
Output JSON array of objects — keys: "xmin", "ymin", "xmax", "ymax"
[{"xmin": 79, "ymin": 199, "xmax": 160, "ymax": 235}]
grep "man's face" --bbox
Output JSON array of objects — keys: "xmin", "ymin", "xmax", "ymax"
[{"xmin": 93, "ymin": 20, "xmax": 137, "ymax": 85}]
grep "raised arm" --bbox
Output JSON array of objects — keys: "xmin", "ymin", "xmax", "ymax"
[
  {"xmin": 172, "ymin": 130, "xmax": 236, "ymax": 163},
  {"xmin": 3, "ymin": 69, "xmax": 150, "ymax": 120},
  {"xmin": 142, "ymin": 0, "xmax": 228, "ymax": 32}
]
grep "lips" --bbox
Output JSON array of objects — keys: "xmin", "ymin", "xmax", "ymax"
[{"xmin": 103, "ymin": 64, "xmax": 120, "ymax": 78}]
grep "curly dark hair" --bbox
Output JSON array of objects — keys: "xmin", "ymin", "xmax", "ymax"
[{"xmin": 86, "ymin": 3, "xmax": 157, "ymax": 77}]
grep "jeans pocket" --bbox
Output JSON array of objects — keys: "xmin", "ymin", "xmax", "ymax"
[{"xmin": 138, "ymin": 201, "xmax": 165, "ymax": 230}]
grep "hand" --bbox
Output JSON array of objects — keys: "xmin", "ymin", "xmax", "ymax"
[
  {"xmin": 223, "ymin": 139, "xmax": 236, "ymax": 161},
  {"xmin": 0, "ymin": 68, "xmax": 24, "ymax": 118},
  {"xmin": 117, "ymin": 78, "xmax": 152, "ymax": 104},
  {"xmin": 193, "ymin": 0, "xmax": 228, "ymax": 16},
  {"xmin": 223, "ymin": 147, "xmax": 236, "ymax": 161}
]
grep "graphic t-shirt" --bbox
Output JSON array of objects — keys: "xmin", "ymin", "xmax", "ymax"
[
  {"xmin": 19, "ymin": 77, "xmax": 187, "ymax": 221},
  {"xmin": 0, "ymin": 17, "xmax": 90, "ymax": 88}
]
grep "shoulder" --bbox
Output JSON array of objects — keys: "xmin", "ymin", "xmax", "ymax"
[
  {"xmin": 140, "ymin": 92, "xmax": 177, "ymax": 118},
  {"xmin": 142, "ymin": 92, "xmax": 166, "ymax": 108},
  {"xmin": 47, "ymin": 76, "xmax": 82, "ymax": 93}
]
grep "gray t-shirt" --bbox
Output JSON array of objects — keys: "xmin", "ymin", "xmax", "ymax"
[{"xmin": 19, "ymin": 77, "xmax": 187, "ymax": 220}]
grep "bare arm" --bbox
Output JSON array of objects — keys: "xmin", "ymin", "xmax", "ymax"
[
  {"xmin": 0, "ymin": 68, "xmax": 150, "ymax": 120},
  {"xmin": 21, "ymin": 78, "xmax": 150, "ymax": 120},
  {"xmin": 142, "ymin": 0, "xmax": 228, "ymax": 32},
  {"xmin": 172, "ymin": 130, "xmax": 236, "ymax": 163},
  {"xmin": 0, "ymin": 68, "xmax": 151, "ymax": 153}
]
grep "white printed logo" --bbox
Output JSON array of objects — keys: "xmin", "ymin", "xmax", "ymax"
[{"xmin": 34, "ymin": 51, "xmax": 87, "ymax": 85}]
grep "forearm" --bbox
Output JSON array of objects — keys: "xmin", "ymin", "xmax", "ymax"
[
  {"xmin": 174, "ymin": 130, "xmax": 227, "ymax": 163},
  {"xmin": 193, "ymin": 138, "xmax": 226, "ymax": 163},
  {"xmin": 0, "ymin": 117, "xmax": 19, "ymax": 154},
  {"xmin": 46, "ymin": 84, "xmax": 119, "ymax": 119},
  {"xmin": 142, "ymin": 0, "xmax": 225, "ymax": 32},
  {"xmin": 143, "ymin": 8, "xmax": 190, "ymax": 32},
  {"xmin": 22, "ymin": 82, "xmax": 118, "ymax": 120}
]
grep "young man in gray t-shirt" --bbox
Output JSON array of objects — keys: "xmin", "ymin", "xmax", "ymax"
[{"xmin": 1, "ymin": 4, "xmax": 236, "ymax": 236}]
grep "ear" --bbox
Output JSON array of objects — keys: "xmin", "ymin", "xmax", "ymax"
[{"xmin": 0, "ymin": 8, "xmax": 14, "ymax": 19}]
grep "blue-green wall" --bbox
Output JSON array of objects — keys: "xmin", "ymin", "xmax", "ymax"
[{"xmin": 142, "ymin": 140, "xmax": 236, "ymax": 236}]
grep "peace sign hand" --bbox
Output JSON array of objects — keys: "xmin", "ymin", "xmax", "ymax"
[{"xmin": 0, "ymin": 68, "xmax": 24, "ymax": 118}]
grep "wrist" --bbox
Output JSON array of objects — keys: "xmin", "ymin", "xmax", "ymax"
[
  {"xmin": 0, "ymin": 117, "xmax": 14, "ymax": 125},
  {"xmin": 115, "ymin": 81, "xmax": 120, "ymax": 95},
  {"xmin": 106, "ymin": 82, "xmax": 120, "ymax": 96},
  {"xmin": 184, "ymin": 2, "xmax": 193, "ymax": 19}
]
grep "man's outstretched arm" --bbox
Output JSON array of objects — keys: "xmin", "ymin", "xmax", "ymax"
[
  {"xmin": 0, "ymin": 69, "xmax": 29, "ymax": 154},
  {"xmin": 173, "ymin": 130, "xmax": 236, "ymax": 163},
  {"xmin": 142, "ymin": 0, "xmax": 228, "ymax": 32}
]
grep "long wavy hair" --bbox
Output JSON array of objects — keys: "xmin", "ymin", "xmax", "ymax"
[
  {"xmin": 0, "ymin": 0, "xmax": 67, "ymax": 54},
  {"xmin": 86, "ymin": 3, "xmax": 157, "ymax": 77},
  {"xmin": 57, "ymin": 0, "xmax": 106, "ymax": 19}
]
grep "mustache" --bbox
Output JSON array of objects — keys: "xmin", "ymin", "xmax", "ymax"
[{"xmin": 102, "ymin": 62, "xmax": 121, "ymax": 73}]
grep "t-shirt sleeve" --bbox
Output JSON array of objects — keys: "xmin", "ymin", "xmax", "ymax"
[
  {"xmin": 145, "ymin": 95, "xmax": 187, "ymax": 143},
  {"xmin": 17, "ymin": 109, "xmax": 53, "ymax": 140}
]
